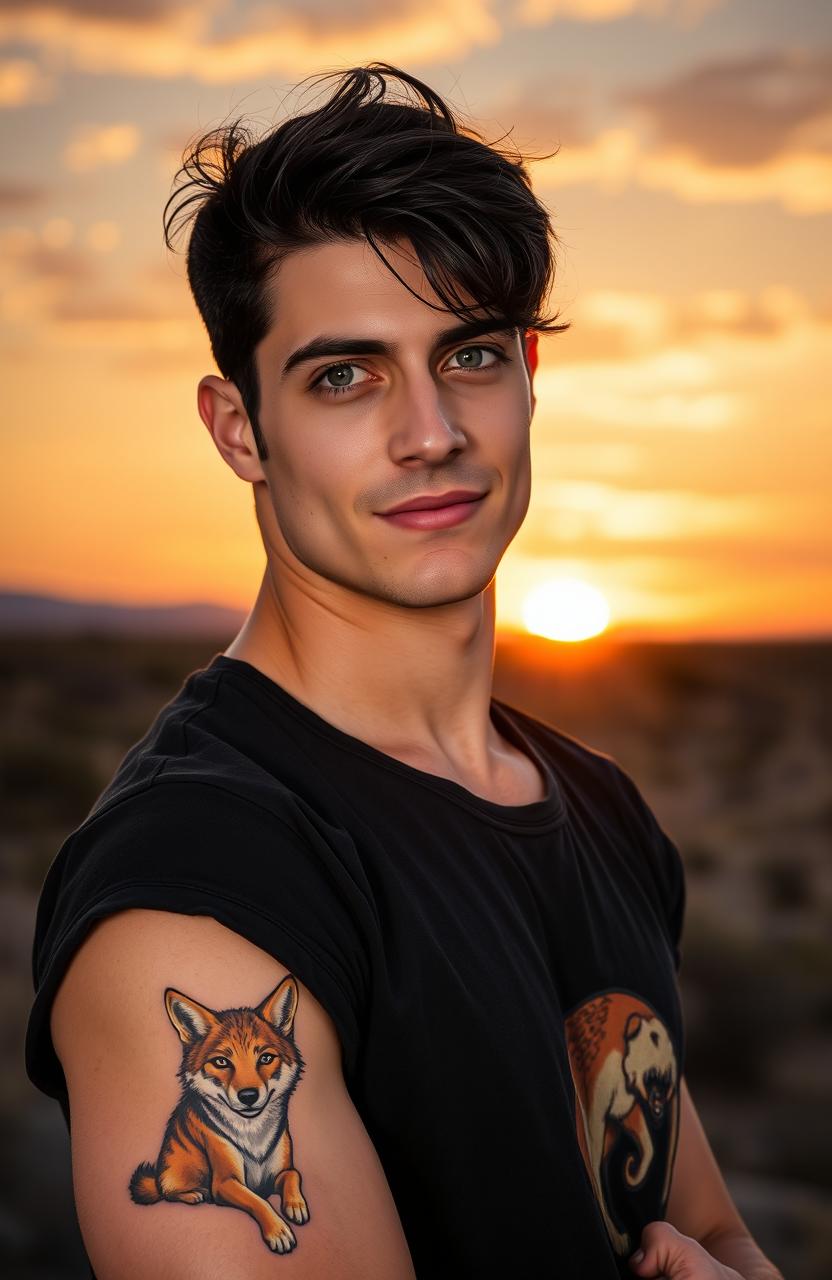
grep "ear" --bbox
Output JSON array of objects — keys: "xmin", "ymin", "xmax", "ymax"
[
  {"xmin": 522, "ymin": 329, "xmax": 538, "ymax": 415},
  {"xmin": 523, "ymin": 328, "xmax": 539, "ymax": 379},
  {"xmin": 623, "ymin": 1012, "xmax": 644, "ymax": 1043},
  {"xmin": 165, "ymin": 988, "xmax": 217, "ymax": 1045},
  {"xmin": 197, "ymin": 374, "xmax": 267, "ymax": 484},
  {"xmin": 257, "ymin": 975, "xmax": 299, "ymax": 1036}
]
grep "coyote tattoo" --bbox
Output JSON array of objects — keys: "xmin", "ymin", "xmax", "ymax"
[{"xmin": 129, "ymin": 975, "xmax": 310, "ymax": 1255}]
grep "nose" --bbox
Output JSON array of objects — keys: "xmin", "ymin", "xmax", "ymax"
[
  {"xmin": 388, "ymin": 376, "xmax": 468, "ymax": 465},
  {"xmin": 237, "ymin": 1088, "xmax": 260, "ymax": 1106}
]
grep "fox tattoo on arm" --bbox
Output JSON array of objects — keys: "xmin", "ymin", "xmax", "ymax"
[{"xmin": 129, "ymin": 974, "xmax": 310, "ymax": 1255}]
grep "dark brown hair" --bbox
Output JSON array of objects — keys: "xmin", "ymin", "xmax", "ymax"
[{"xmin": 164, "ymin": 61, "xmax": 570, "ymax": 459}]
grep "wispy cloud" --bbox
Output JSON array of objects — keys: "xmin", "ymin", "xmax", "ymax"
[
  {"xmin": 634, "ymin": 142, "xmax": 832, "ymax": 214},
  {"xmin": 621, "ymin": 49, "xmax": 832, "ymax": 168},
  {"xmin": 0, "ymin": 0, "xmax": 501, "ymax": 81},
  {"xmin": 557, "ymin": 287, "xmax": 829, "ymax": 362},
  {"xmin": 519, "ymin": 48, "xmax": 832, "ymax": 213},
  {"xmin": 62, "ymin": 122, "xmax": 142, "ymax": 172},
  {"xmin": 0, "ymin": 226, "xmax": 190, "ymax": 343},
  {"xmin": 0, "ymin": 179, "xmax": 49, "ymax": 210},
  {"xmin": 511, "ymin": 0, "xmax": 723, "ymax": 27},
  {"xmin": 532, "ymin": 124, "xmax": 832, "ymax": 214},
  {"xmin": 0, "ymin": 0, "xmax": 191, "ymax": 17},
  {"xmin": 534, "ymin": 346, "xmax": 744, "ymax": 430},
  {"xmin": 0, "ymin": 55, "xmax": 54, "ymax": 105},
  {"xmin": 531, "ymin": 479, "xmax": 770, "ymax": 542}
]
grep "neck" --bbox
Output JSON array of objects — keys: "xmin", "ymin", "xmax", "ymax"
[{"xmin": 225, "ymin": 560, "xmax": 504, "ymax": 785}]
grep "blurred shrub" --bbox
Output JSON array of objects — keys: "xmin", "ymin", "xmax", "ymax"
[
  {"xmin": 1, "ymin": 738, "xmax": 101, "ymax": 832},
  {"xmin": 756, "ymin": 855, "xmax": 813, "ymax": 911}
]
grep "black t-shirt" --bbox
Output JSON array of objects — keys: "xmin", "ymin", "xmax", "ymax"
[{"xmin": 26, "ymin": 653, "xmax": 686, "ymax": 1279}]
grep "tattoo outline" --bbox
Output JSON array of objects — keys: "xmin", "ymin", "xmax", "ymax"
[{"xmin": 129, "ymin": 974, "xmax": 309, "ymax": 1254}]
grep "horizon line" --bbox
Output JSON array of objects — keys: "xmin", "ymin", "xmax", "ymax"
[{"xmin": 0, "ymin": 585, "xmax": 829, "ymax": 645}]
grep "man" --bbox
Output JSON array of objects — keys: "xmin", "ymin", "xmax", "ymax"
[{"xmin": 25, "ymin": 62, "xmax": 783, "ymax": 1280}]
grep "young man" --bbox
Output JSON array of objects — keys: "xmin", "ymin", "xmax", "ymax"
[{"xmin": 25, "ymin": 63, "xmax": 783, "ymax": 1280}]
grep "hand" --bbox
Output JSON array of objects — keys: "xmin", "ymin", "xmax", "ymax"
[{"xmin": 629, "ymin": 1221, "xmax": 745, "ymax": 1280}]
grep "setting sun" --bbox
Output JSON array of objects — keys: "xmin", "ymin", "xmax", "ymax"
[{"xmin": 522, "ymin": 577, "xmax": 611, "ymax": 643}]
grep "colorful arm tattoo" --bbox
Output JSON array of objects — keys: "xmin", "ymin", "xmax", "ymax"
[{"xmin": 129, "ymin": 975, "xmax": 309, "ymax": 1255}]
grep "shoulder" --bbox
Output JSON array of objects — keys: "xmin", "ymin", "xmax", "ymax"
[
  {"xmin": 68, "ymin": 647, "xmax": 343, "ymax": 866},
  {"xmin": 36, "ymin": 770, "xmax": 373, "ymax": 978},
  {"xmin": 498, "ymin": 699, "xmax": 687, "ymax": 966},
  {"xmin": 494, "ymin": 696, "xmax": 632, "ymax": 809},
  {"xmin": 88, "ymin": 656, "xmax": 297, "ymax": 817},
  {"xmin": 495, "ymin": 696, "xmax": 684, "ymax": 878},
  {"xmin": 28, "ymin": 778, "xmax": 373, "ymax": 1104}
]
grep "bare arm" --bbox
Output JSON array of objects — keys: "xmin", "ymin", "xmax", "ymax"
[
  {"xmin": 660, "ymin": 1075, "xmax": 784, "ymax": 1280},
  {"xmin": 50, "ymin": 907, "xmax": 416, "ymax": 1280}
]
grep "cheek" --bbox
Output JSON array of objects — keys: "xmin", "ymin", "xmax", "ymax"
[
  {"xmin": 274, "ymin": 433, "xmax": 362, "ymax": 509},
  {"xmin": 492, "ymin": 412, "xmax": 532, "ymax": 486},
  {"xmin": 485, "ymin": 384, "xmax": 531, "ymax": 446}
]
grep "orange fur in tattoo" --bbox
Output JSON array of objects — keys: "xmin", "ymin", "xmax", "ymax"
[{"xmin": 129, "ymin": 975, "xmax": 309, "ymax": 1255}]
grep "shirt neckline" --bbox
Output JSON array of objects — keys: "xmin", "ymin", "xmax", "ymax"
[{"xmin": 206, "ymin": 653, "xmax": 566, "ymax": 833}]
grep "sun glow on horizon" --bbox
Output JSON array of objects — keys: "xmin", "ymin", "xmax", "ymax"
[{"xmin": 522, "ymin": 577, "xmax": 611, "ymax": 643}]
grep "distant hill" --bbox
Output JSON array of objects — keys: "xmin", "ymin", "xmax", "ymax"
[{"xmin": 0, "ymin": 590, "xmax": 246, "ymax": 636}]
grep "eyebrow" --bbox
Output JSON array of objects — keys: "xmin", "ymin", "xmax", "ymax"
[{"xmin": 279, "ymin": 317, "xmax": 519, "ymax": 381}]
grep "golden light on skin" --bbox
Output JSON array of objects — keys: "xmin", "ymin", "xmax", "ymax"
[{"xmin": 522, "ymin": 577, "xmax": 611, "ymax": 642}]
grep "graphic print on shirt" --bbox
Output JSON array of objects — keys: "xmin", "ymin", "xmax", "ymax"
[
  {"xmin": 564, "ymin": 991, "xmax": 679, "ymax": 1257},
  {"xmin": 129, "ymin": 975, "xmax": 310, "ymax": 1256}
]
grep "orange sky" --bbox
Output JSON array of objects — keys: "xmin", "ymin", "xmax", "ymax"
[{"xmin": 2, "ymin": 1, "xmax": 830, "ymax": 640}]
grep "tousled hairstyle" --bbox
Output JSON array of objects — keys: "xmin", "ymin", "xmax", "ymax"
[{"xmin": 163, "ymin": 61, "xmax": 571, "ymax": 460}]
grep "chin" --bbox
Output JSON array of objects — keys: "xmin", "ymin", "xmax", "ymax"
[{"xmin": 376, "ymin": 566, "xmax": 498, "ymax": 610}]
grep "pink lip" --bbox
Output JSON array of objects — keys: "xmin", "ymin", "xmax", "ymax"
[{"xmin": 377, "ymin": 494, "xmax": 486, "ymax": 530}]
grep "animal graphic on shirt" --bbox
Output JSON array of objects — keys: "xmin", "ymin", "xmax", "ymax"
[
  {"xmin": 129, "ymin": 975, "xmax": 310, "ymax": 1255},
  {"xmin": 565, "ymin": 992, "xmax": 679, "ymax": 1257}
]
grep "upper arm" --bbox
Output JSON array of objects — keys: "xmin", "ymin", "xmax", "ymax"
[
  {"xmin": 665, "ymin": 1074, "xmax": 749, "ymax": 1244},
  {"xmin": 50, "ymin": 908, "xmax": 416, "ymax": 1280}
]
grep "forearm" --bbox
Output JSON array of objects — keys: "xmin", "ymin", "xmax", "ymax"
[{"xmin": 700, "ymin": 1228, "xmax": 786, "ymax": 1280}]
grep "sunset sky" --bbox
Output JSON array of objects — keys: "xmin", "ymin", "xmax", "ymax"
[{"xmin": 1, "ymin": 0, "xmax": 830, "ymax": 640}]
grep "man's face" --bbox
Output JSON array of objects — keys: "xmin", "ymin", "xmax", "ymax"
[{"xmin": 251, "ymin": 235, "xmax": 538, "ymax": 611}]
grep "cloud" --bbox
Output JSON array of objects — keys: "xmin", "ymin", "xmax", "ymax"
[
  {"xmin": 531, "ymin": 479, "xmax": 770, "ymax": 542},
  {"xmin": 0, "ymin": 179, "xmax": 49, "ymax": 209},
  {"xmin": 535, "ymin": 346, "xmax": 744, "ymax": 429},
  {"xmin": 0, "ymin": 0, "xmax": 501, "ymax": 81},
  {"xmin": 13, "ymin": 240, "xmax": 93, "ymax": 281},
  {"xmin": 0, "ymin": 225, "xmax": 92, "ymax": 327},
  {"xmin": 84, "ymin": 220, "xmax": 121, "ymax": 252},
  {"xmin": 634, "ymin": 142, "xmax": 832, "ymax": 214},
  {"xmin": 558, "ymin": 286, "xmax": 830, "ymax": 362},
  {"xmin": 62, "ymin": 121, "xmax": 141, "ymax": 172},
  {"xmin": 511, "ymin": 0, "xmax": 723, "ymax": 25},
  {"xmin": 479, "ymin": 78, "xmax": 599, "ymax": 153},
  {"xmin": 621, "ymin": 49, "xmax": 832, "ymax": 168},
  {"xmin": 533, "ymin": 125, "xmax": 641, "ymax": 189},
  {"xmin": 0, "ymin": 0, "xmax": 190, "ymax": 21},
  {"xmin": 0, "ymin": 55, "xmax": 55, "ymax": 105},
  {"xmin": 532, "ymin": 124, "xmax": 832, "ymax": 214},
  {"xmin": 0, "ymin": 229, "xmax": 205, "ymax": 369},
  {"xmin": 518, "ymin": 49, "xmax": 832, "ymax": 213}
]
